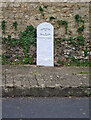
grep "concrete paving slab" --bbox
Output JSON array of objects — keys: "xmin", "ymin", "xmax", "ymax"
[{"xmin": 2, "ymin": 65, "xmax": 90, "ymax": 97}]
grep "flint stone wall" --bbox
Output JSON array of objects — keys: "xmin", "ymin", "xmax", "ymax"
[{"xmin": 1, "ymin": 2, "xmax": 90, "ymax": 65}]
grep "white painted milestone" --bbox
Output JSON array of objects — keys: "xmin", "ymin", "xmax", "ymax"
[{"xmin": 37, "ymin": 22, "xmax": 54, "ymax": 66}]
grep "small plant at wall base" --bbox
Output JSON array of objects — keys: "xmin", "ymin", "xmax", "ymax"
[
  {"xmin": 13, "ymin": 21, "xmax": 18, "ymax": 30},
  {"xmin": 57, "ymin": 60, "xmax": 64, "ymax": 65},
  {"xmin": 85, "ymin": 91, "xmax": 91, "ymax": 97},
  {"xmin": 57, "ymin": 59, "xmax": 91, "ymax": 67},
  {"xmin": 22, "ymin": 55, "xmax": 32, "ymax": 64},
  {"xmin": 1, "ymin": 20, "xmax": 6, "ymax": 34}
]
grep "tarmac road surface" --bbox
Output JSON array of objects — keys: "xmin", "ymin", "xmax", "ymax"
[{"xmin": 2, "ymin": 97, "xmax": 90, "ymax": 119}]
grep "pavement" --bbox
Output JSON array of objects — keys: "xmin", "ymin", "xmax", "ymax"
[
  {"xmin": 2, "ymin": 65, "xmax": 90, "ymax": 97},
  {"xmin": 2, "ymin": 97, "xmax": 90, "ymax": 119}
]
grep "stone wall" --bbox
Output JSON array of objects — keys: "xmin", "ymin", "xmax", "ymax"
[
  {"xmin": 0, "ymin": 2, "xmax": 2, "ymax": 58},
  {"xmin": 1, "ymin": 2, "xmax": 89, "ymax": 39},
  {"xmin": 1, "ymin": 2, "xmax": 90, "ymax": 65}
]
